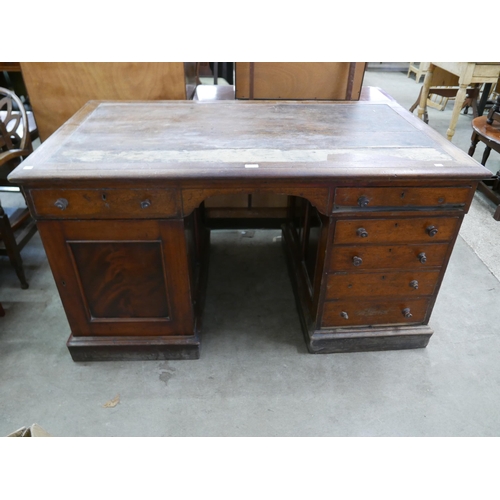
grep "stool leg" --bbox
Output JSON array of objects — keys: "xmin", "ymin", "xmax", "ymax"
[
  {"xmin": 481, "ymin": 145, "xmax": 492, "ymax": 166},
  {"xmin": 0, "ymin": 302, "xmax": 4, "ymax": 317},
  {"xmin": 494, "ymin": 205, "xmax": 500, "ymax": 222},
  {"xmin": 468, "ymin": 132, "xmax": 480, "ymax": 157}
]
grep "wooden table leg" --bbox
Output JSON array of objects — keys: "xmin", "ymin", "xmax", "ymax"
[
  {"xmin": 446, "ymin": 82, "xmax": 469, "ymax": 141},
  {"xmin": 417, "ymin": 63, "xmax": 434, "ymax": 121}
]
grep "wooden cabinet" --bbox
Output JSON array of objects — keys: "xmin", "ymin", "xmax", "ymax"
[
  {"xmin": 9, "ymin": 99, "xmax": 491, "ymax": 360},
  {"xmin": 235, "ymin": 63, "xmax": 366, "ymax": 100}
]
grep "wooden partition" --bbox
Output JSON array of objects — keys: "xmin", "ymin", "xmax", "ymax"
[
  {"xmin": 20, "ymin": 62, "xmax": 197, "ymax": 141},
  {"xmin": 235, "ymin": 62, "xmax": 366, "ymax": 100}
]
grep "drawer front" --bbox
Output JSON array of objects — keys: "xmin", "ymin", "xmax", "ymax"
[
  {"xmin": 325, "ymin": 270, "xmax": 441, "ymax": 300},
  {"xmin": 29, "ymin": 188, "xmax": 181, "ymax": 219},
  {"xmin": 333, "ymin": 217, "xmax": 459, "ymax": 245},
  {"xmin": 333, "ymin": 186, "xmax": 471, "ymax": 210},
  {"xmin": 329, "ymin": 243, "xmax": 449, "ymax": 271},
  {"xmin": 322, "ymin": 299, "xmax": 429, "ymax": 327}
]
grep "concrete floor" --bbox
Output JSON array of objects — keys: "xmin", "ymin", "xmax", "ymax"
[{"xmin": 1, "ymin": 66, "xmax": 500, "ymax": 437}]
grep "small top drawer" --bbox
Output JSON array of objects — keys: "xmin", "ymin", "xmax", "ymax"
[
  {"xmin": 333, "ymin": 217, "xmax": 460, "ymax": 245},
  {"xmin": 333, "ymin": 186, "xmax": 472, "ymax": 211},
  {"xmin": 29, "ymin": 188, "xmax": 181, "ymax": 219}
]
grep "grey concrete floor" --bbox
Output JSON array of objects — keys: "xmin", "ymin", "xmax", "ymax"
[{"xmin": 1, "ymin": 66, "xmax": 500, "ymax": 437}]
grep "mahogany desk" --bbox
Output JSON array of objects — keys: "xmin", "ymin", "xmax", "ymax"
[{"xmin": 9, "ymin": 99, "xmax": 491, "ymax": 361}]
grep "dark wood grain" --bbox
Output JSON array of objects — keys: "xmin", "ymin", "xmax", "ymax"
[{"xmin": 8, "ymin": 98, "xmax": 492, "ymax": 359}]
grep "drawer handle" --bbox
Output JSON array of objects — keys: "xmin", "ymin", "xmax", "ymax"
[
  {"xmin": 418, "ymin": 252, "xmax": 427, "ymax": 264},
  {"xmin": 54, "ymin": 198, "xmax": 69, "ymax": 210},
  {"xmin": 358, "ymin": 195, "xmax": 370, "ymax": 208},
  {"xmin": 402, "ymin": 308, "xmax": 413, "ymax": 318},
  {"xmin": 352, "ymin": 256, "xmax": 363, "ymax": 266},
  {"xmin": 340, "ymin": 311, "xmax": 349, "ymax": 320},
  {"xmin": 140, "ymin": 199, "xmax": 151, "ymax": 209},
  {"xmin": 427, "ymin": 225, "xmax": 438, "ymax": 237},
  {"xmin": 356, "ymin": 227, "xmax": 368, "ymax": 238},
  {"xmin": 409, "ymin": 280, "xmax": 419, "ymax": 289}
]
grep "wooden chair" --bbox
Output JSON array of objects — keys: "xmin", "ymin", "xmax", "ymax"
[
  {"xmin": 0, "ymin": 87, "xmax": 35, "ymax": 186},
  {"xmin": 468, "ymin": 94, "xmax": 500, "ymax": 220},
  {"xmin": 0, "ymin": 87, "xmax": 38, "ymax": 287}
]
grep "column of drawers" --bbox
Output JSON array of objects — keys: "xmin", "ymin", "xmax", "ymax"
[{"xmin": 321, "ymin": 186, "xmax": 472, "ymax": 330}]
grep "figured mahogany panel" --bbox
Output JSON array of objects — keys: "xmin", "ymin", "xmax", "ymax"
[
  {"xmin": 70, "ymin": 241, "xmax": 169, "ymax": 319},
  {"xmin": 36, "ymin": 219, "xmax": 194, "ymax": 337}
]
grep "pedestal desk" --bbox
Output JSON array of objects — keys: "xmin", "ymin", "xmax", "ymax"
[{"xmin": 9, "ymin": 98, "xmax": 491, "ymax": 361}]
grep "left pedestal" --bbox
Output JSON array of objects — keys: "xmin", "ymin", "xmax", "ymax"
[{"xmin": 35, "ymin": 213, "xmax": 208, "ymax": 361}]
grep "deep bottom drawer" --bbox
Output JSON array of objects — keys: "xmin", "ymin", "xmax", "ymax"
[{"xmin": 322, "ymin": 298, "xmax": 429, "ymax": 327}]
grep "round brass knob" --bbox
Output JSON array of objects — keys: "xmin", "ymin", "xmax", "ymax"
[
  {"xmin": 140, "ymin": 199, "xmax": 151, "ymax": 209},
  {"xmin": 340, "ymin": 311, "xmax": 349, "ymax": 320},
  {"xmin": 427, "ymin": 225, "xmax": 438, "ymax": 237},
  {"xmin": 418, "ymin": 252, "xmax": 427, "ymax": 264},
  {"xmin": 54, "ymin": 198, "xmax": 69, "ymax": 210},
  {"xmin": 356, "ymin": 227, "xmax": 368, "ymax": 238},
  {"xmin": 402, "ymin": 308, "xmax": 413, "ymax": 318},
  {"xmin": 352, "ymin": 256, "xmax": 363, "ymax": 266},
  {"xmin": 410, "ymin": 280, "xmax": 419, "ymax": 289},
  {"xmin": 358, "ymin": 196, "xmax": 370, "ymax": 208}
]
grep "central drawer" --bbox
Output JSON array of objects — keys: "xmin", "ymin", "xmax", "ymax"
[
  {"xmin": 333, "ymin": 217, "xmax": 459, "ymax": 245},
  {"xmin": 29, "ymin": 188, "xmax": 181, "ymax": 219}
]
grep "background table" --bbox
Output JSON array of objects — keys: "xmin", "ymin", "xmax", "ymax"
[{"xmin": 417, "ymin": 62, "xmax": 500, "ymax": 141}]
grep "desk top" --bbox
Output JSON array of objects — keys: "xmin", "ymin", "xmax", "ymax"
[{"xmin": 10, "ymin": 99, "xmax": 491, "ymax": 185}]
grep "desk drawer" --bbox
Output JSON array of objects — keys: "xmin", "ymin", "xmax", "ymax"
[
  {"xmin": 325, "ymin": 270, "xmax": 441, "ymax": 300},
  {"xmin": 333, "ymin": 186, "xmax": 471, "ymax": 210},
  {"xmin": 322, "ymin": 298, "xmax": 429, "ymax": 327},
  {"xmin": 329, "ymin": 243, "xmax": 449, "ymax": 271},
  {"xmin": 30, "ymin": 188, "xmax": 181, "ymax": 219},
  {"xmin": 333, "ymin": 217, "xmax": 459, "ymax": 245}
]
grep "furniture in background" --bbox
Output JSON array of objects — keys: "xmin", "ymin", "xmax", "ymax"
[
  {"xmin": 0, "ymin": 62, "xmax": 29, "ymax": 108},
  {"xmin": 416, "ymin": 62, "xmax": 500, "ymax": 141},
  {"xmin": 20, "ymin": 63, "xmax": 198, "ymax": 142},
  {"xmin": 410, "ymin": 65, "xmax": 488, "ymax": 119},
  {"xmin": 0, "ymin": 199, "xmax": 37, "ymax": 288},
  {"xmin": 235, "ymin": 62, "xmax": 366, "ymax": 100},
  {"xmin": 9, "ymin": 97, "xmax": 490, "ymax": 361},
  {"xmin": 468, "ymin": 94, "xmax": 500, "ymax": 220},
  {"xmin": 0, "ymin": 87, "xmax": 38, "ymax": 288},
  {"xmin": 407, "ymin": 62, "xmax": 429, "ymax": 83}
]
